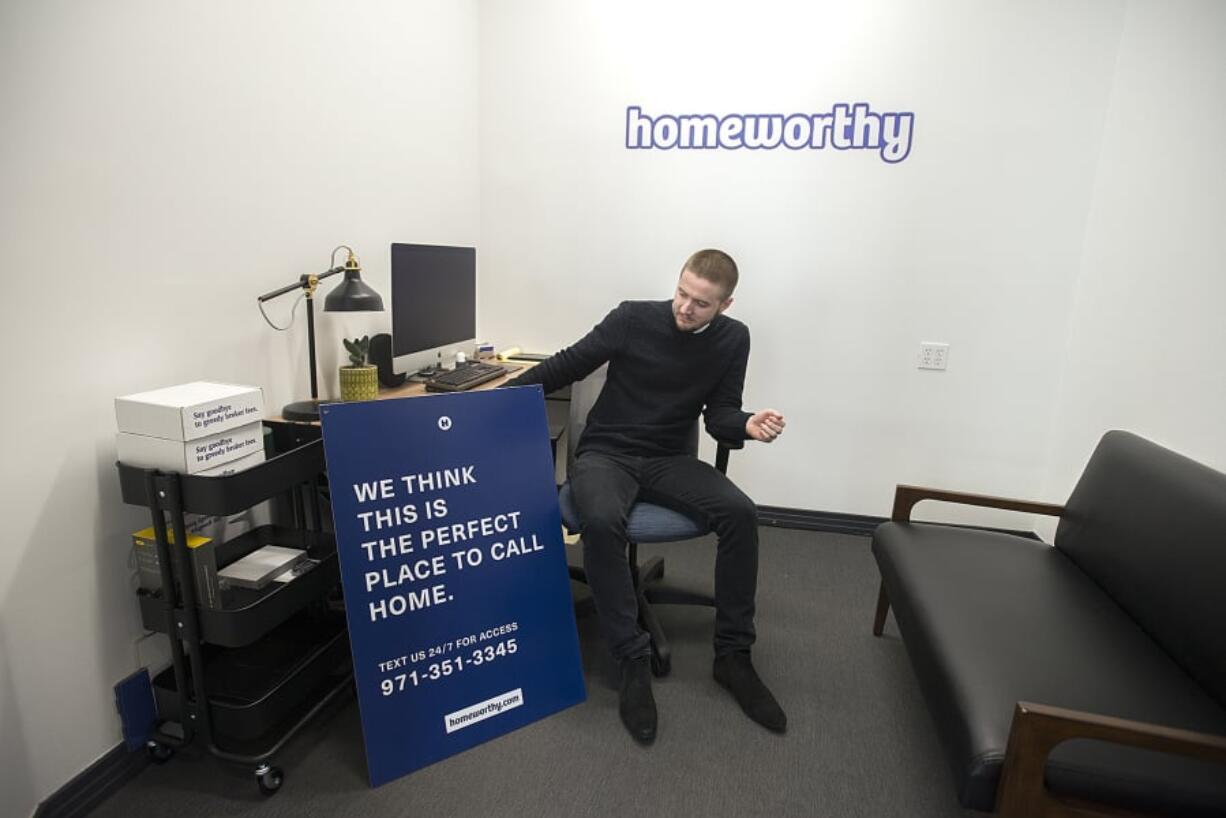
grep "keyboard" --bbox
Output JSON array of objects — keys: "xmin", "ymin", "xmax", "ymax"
[{"xmin": 425, "ymin": 361, "xmax": 511, "ymax": 392}]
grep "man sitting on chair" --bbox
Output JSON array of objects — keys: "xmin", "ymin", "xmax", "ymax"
[{"xmin": 506, "ymin": 249, "xmax": 787, "ymax": 745}]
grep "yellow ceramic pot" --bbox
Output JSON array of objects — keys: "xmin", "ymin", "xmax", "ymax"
[{"xmin": 339, "ymin": 365, "xmax": 378, "ymax": 401}]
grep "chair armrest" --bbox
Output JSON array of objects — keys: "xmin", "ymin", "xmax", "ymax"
[
  {"xmin": 710, "ymin": 435, "xmax": 744, "ymax": 451},
  {"xmin": 711, "ymin": 438, "xmax": 742, "ymax": 475},
  {"xmin": 891, "ymin": 484, "xmax": 1065, "ymax": 523},
  {"xmin": 996, "ymin": 701, "xmax": 1226, "ymax": 818}
]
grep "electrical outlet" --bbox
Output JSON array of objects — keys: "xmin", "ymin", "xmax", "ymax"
[{"xmin": 918, "ymin": 342, "xmax": 949, "ymax": 370}]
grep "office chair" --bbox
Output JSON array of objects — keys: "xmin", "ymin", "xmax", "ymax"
[{"xmin": 557, "ymin": 365, "xmax": 740, "ymax": 677}]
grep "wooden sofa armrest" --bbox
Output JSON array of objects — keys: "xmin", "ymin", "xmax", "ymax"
[
  {"xmin": 891, "ymin": 484, "xmax": 1065, "ymax": 523},
  {"xmin": 996, "ymin": 701, "xmax": 1226, "ymax": 818}
]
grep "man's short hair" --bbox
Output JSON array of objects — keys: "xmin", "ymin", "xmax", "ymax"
[{"xmin": 683, "ymin": 249, "xmax": 739, "ymax": 299}]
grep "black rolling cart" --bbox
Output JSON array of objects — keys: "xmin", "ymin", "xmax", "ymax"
[{"xmin": 116, "ymin": 422, "xmax": 351, "ymax": 795}]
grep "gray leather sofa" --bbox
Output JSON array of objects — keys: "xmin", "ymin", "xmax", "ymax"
[{"xmin": 871, "ymin": 431, "xmax": 1226, "ymax": 817}]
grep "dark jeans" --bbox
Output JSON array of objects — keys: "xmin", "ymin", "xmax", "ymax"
[{"xmin": 569, "ymin": 450, "xmax": 759, "ymax": 662}]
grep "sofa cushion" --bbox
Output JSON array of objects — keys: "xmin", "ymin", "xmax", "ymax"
[
  {"xmin": 1056, "ymin": 430, "xmax": 1226, "ymax": 710},
  {"xmin": 873, "ymin": 521, "xmax": 1226, "ymax": 815}
]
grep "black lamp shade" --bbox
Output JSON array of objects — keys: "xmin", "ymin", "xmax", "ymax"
[{"xmin": 324, "ymin": 270, "xmax": 384, "ymax": 312}]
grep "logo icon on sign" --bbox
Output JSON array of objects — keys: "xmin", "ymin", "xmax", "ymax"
[{"xmin": 438, "ymin": 416, "xmax": 453, "ymax": 431}]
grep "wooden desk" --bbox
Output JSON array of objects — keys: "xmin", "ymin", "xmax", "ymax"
[
  {"xmin": 375, "ymin": 362, "xmax": 529, "ymax": 401},
  {"xmin": 268, "ymin": 362, "xmax": 569, "ymax": 461},
  {"xmin": 271, "ymin": 362, "xmax": 531, "ymax": 421}
]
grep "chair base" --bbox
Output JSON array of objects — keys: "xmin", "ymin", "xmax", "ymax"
[{"xmin": 569, "ymin": 545, "xmax": 715, "ymax": 678}]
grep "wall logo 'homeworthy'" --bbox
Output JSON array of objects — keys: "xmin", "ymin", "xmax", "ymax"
[{"xmin": 625, "ymin": 103, "xmax": 915, "ymax": 163}]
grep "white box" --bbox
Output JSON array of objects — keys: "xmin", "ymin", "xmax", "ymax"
[
  {"xmin": 218, "ymin": 545, "xmax": 308, "ymax": 590},
  {"xmin": 117, "ymin": 422, "xmax": 265, "ymax": 474},
  {"xmin": 115, "ymin": 382, "xmax": 264, "ymax": 442},
  {"xmin": 197, "ymin": 448, "xmax": 266, "ymax": 478},
  {"xmin": 183, "ymin": 503, "xmax": 272, "ymax": 549},
  {"xmin": 187, "ymin": 448, "xmax": 269, "ymax": 542}
]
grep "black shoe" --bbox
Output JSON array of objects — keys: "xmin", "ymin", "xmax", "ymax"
[
  {"xmin": 618, "ymin": 655, "xmax": 657, "ymax": 745},
  {"xmin": 713, "ymin": 652, "xmax": 787, "ymax": 733}
]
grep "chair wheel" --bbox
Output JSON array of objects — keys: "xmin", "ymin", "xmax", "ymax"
[
  {"xmin": 146, "ymin": 742, "xmax": 174, "ymax": 764},
  {"xmin": 650, "ymin": 649, "xmax": 671, "ymax": 677},
  {"xmin": 256, "ymin": 765, "xmax": 284, "ymax": 795}
]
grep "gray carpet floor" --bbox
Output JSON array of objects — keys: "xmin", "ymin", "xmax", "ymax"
[{"xmin": 91, "ymin": 529, "xmax": 979, "ymax": 817}]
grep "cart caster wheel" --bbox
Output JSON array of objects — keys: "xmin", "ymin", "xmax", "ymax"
[
  {"xmin": 146, "ymin": 742, "xmax": 174, "ymax": 765},
  {"xmin": 255, "ymin": 765, "xmax": 284, "ymax": 796},
  {"xmin": 649, "ymin": 649, "xmax": 670, "ymax": 677}
]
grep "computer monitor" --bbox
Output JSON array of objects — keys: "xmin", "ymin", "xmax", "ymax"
[{"xmin": 390, "ymin": 243, "xmax": 476, "ymax": 373}]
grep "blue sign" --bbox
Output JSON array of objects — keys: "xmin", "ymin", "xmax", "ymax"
[{"xmin": 319, "ymin": 386, "xmax": 586, "ymax": 787}]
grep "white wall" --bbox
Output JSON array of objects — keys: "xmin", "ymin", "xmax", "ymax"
[
  {"xmin": 478, "ymin": 0, "xmax": 1126, "ymax": 524},
  {"xmin": 0, "ymin": 1, "xmax": 478, "ymax": 813},
  {"xmin": 1039, "ymin": 0, "xmax": 1226, "ymax": 528},
  {"xmin": 4, "ymin": 0, "xmax": 1225, "ymax": 811}
]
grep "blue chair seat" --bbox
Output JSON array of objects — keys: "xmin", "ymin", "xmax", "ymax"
[{"xmin": 558, "ymin": 483, "xmax": 708, "ymax": 543}]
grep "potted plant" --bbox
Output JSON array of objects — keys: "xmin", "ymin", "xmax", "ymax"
[{"xmin": 339, "ymin": 335, "xmax": 378, "ymax": 401}]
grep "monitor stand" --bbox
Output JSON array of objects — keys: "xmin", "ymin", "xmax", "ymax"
[
  {"xmin": 412, "ymin": 352, "xmax": 468, "ymax": 382},
  {"xmin": 409, "ymin": 357, "xmax": 451, "ymax": 383}
]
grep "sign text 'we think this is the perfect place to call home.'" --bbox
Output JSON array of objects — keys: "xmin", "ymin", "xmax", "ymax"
[{"xmin": 625, "ymin": 102, "xmax": 915, "ymax": 163}]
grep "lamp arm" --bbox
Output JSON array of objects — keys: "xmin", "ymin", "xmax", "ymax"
[
  {"xmin": 257, "ymin": 277, "xmax": 307, "ymax": 303},
  {"xmin": 257, "ymin": 266, "xmax": 345, "ymax": 304},
  {"xmin": 255, "ymin": 244, "xmax": 369, "ymax": 421}
]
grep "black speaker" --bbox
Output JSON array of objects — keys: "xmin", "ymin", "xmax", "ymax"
[{"xmin": 369, "ymin": 333, "xmax": 405, "ymax": 387}]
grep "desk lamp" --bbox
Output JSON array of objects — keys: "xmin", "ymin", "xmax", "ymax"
[{"xmin": 258, "ymin": 245, "xmax": 385, "ymax": 422}]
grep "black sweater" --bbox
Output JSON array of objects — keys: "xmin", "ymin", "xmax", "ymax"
[{"xmin": 508, "ymin": 300, "xmax": 752, "ymax": 457}]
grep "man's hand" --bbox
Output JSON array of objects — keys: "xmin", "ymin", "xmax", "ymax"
[{"xmin": 746, "ymin": 409, "xmax": 786, "ymax": 443}]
